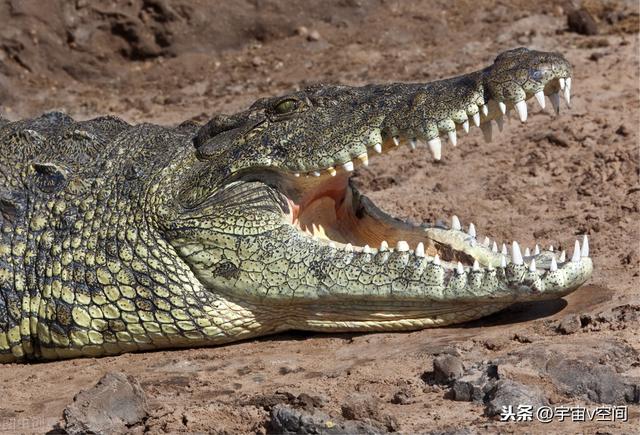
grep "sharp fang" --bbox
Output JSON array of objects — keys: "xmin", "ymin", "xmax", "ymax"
[
  {"xmin": 534, "ymin": 90, "xmax": 546, "ymax": 109},
  {"xmin": 380, "ymin": 240, "xmax": 389, "ymax": 251},
  {"xmin": 342, "ymin": 161, "xmax": 354, "ymax": 172},
  {"xmin": 492, "ymin": 241, "xmax": 498, "ymax": 253},
  {"xmin": 571, "ymin": 240, "xmax": 581, "ymax": 263},
  {"xmin": 448, "ymin": 130, "xmax": 457, "ymax": 147},
  {"xmin": 356, "ymin": 153, "xmax": 369, "ymax": 167},
  {"xmin": 472, "ymin": 112, "xmax": 480, "ymax": 127},
  {"xmin": 416, "ymin": 242, "xmax": 425, "ymax": 257},
  {"xmin": 581, "ymin": 235, "xmax": 589, "ymax": 257},
  {"xmin": 363, "ymin": 245, "xmax": 371, "ymax": 254},
  {"xmin": 524, "ymin": 247, "xmax": 530, "ymax": 257},
  {"xmin": 312, "ymin": 171, "xmax": 321, "ymax": 177},
  {"xmin": 462, "ymin": 120, "xmax": 469, "ymax": 133},
  {"xmin": 550, "ymin": 256, "xmax": 558, "ymax": 272},
  {"xmin": 409, "ymin": 138, "xmax": 417, "ymax": 150},
  {"xmin": 481, "ymin": 104, "xmax": 488, "ymax": 116},
  {"xmin": 468, "ymin": 223, "xmax": 476, "ymax": 238},
  {"xmin": 500, "ymin": 254, "xmax": 507, "ymax": 268},
  {"xmin": 549, "ymin": 245, "xmax": 554, "ymax": 252},
  {"xmin": 392, "ymin": 136, "xmax": 400, "ymax": 146},
  {"xmin": 373, "ymin": 143, "xmax": 382, "ymax": 153},
  {"xmin": 559, "ymin": 77, "xmax": 565, "ymax": 90},
  {"xmin": 559, "ymin": 250, "xmax": 566, "ymax": 262},
  {"xmin": 529, "ymin": 258, "xmax": 536, "ymax": 272},
  {"xmin": 328, "ymin": 166, "xmax": 337, "ymax": 176},
  {"xmin": 480, "ymin": 121, "xmax": 492, "ymax": 142},
  {"xmin": 452, "ymin": 215, "xmax": 461, "ymax": 231},
  {"xmin": 515, "ymin": 100, "xmax": 528, "ymax": 122},
  {"xmin": 502, "ymin": 243, "xmax": 508, "ymax": 256},
  {"xmin": 498, "ymin": 101, "xmax": 507, "ymax": 114},
  {"xmin": 457, "ymin": 262, "xmax": 464, "ymax": 274},
  {"xmin": 396, "ymin": 240, "xmax": 409, "ymax": 252},
  {"xmin": 433, "ymin": 255, "xmax": 441, "ymax": 266},
  {"xmin": 472, "ymin": 259, "xmax": 480, "ymax": 271},
  {"xmin": 495, "ymin": 115, "xmax": 504, "ymax": 132},
  {"xmin": 564, "ymin": 77, "xmax": 571, "ymax": 106},
  {"xmin": 512, "ymin": 241, "xmax": 523, "ymax": 265},
  {"xmin": 427, "ymin": 137, "xmax": 442, "ymax": 161},
  {"xmin": 550, "ymin": 93, "xmax": 560, "ymax": 115},
  {"xmin": 534, "ymin": 244, "xmax": 540, "ymax": 255},
  {"xmin": 483, "ymin": 236, "xmax": 490, "ymax": 246},
  {"xmin": 345, "ymin": 243, "xmax": 353, "ymax": 251}
]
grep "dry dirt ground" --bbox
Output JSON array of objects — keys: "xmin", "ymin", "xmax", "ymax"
[{"xmin": 0, "ymin": 0, "xmax": 639, "ymax": 434}]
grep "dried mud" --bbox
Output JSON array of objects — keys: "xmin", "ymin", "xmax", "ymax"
[{"xmin": 0, "ymin": 0, "xmax": 638, "ymax": 433}]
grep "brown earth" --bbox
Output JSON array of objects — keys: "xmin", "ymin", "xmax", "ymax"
[{"xmin": 0, "ymin": 0, "xmax": 639, "ymax": 433}]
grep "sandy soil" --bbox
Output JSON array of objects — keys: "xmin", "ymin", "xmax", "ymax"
[{"xmin": 0, "ymin": 0, "xmax": 638, "ymax": 433}]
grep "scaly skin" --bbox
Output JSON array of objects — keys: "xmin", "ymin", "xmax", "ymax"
[{"xmin": 0, "ymin": 48, "xmax": 592, "ymax": 362}]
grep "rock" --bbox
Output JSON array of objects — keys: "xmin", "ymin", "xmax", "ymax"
[
  {"xmin": 307, "ymin": 30, "xmax": 321, "ymax": 41},
  {"xmin": 546, "ymin": 358, "xmax": 639, "ymax": 404},
  {"xmin": 449, "ymin": 363, "xmax": 498, "ymax": 402},
  {"xmin": 432, "ymin": 355, "xmax": 465, "ymax": 385},
  {"xmin": 484, "ymin": 379, "xmax": 548, "ymax": 417},
  {"xmin": 341, "ymin": 393, "xmax": 379, "ymax": 420},
  {"xmin": 555, "ymin": 314, "xmax": 581, "ymax": 334},
  {"xmin": 269, "ymin": 404, "xmax": 382, "ymax": 434},
  {"xmin": 567, "ymin": 9, "xmax": 598, "ymax": 35},
  {"xmin": 63, "ymin": 372, "xmax": 148, "ymax": 435},
  {"xmin": 390, "ymin": 389, "xmax": 413, "ymax": 405}
]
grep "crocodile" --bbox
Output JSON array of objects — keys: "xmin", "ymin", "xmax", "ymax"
[{"xmin": 0, "ymin": 48, "xmax": 592, "ymax": 362}]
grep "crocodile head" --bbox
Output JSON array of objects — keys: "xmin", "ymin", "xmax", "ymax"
[{"xmin": 163, "ymin": 47, "xmax": 591, "ymax": 332}]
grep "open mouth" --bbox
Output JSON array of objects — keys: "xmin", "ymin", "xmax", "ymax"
[{"xmin": 280, "ymin": 76, "xmax": 589, "ymax": 276}]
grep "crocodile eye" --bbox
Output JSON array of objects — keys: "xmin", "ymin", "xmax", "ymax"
[
  {"xmin": 529, "ymin": 68, "xmax": 544, "ymax": 82},
  {"xmin": 274, "ymin": 99, "xmax": 298, "ymax": 114}
]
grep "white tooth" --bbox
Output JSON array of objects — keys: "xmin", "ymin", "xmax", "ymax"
[
  {"xmin": 534, "ymin": 91, "xmax": 546, "ymax": 109},
  {"xmin": 512, "ymin": 241, "xmax": 523, "ymax": 265},
  {"xmin": 500, "ymin": 254, "xmax": 507, "ymax": 268},
  {"xmin": 581, "ymin": 235, "xmax": 589, "ymax": 257},
  {"xmin": 498, "ymin": 101, "xmax": 507, "ymax": 114},
  {"xmin": 373, "ymin": 143, "xmax": 382, "ymax": 153},
  {"xmin": 502, "ymin": 243, "xmax": 508, "ymax": 256},
  {"xmin": 483, "ymin": 236, "xmax": 490, "ymax": 246},
  {"xmin": 342, "ymin": 161, "xmax": 354, "ymax": 172},
  {"xmin": 462, "ymin": 120, "xmax": 469, "ymax": 133},
  {"xmin": 345, "ymin": 243, "xmax": 353, "ymax": 251},
  {"xmin": 549, "ymin": 245, "xmax": 554, "ymax": 252},
  {"xmin": 495, "ymin": 115, "xmax": 504, "ymax": 132},
  {"xmin": 396, "ymin": 240, "xmax": 409, "ymax": 252},
  {"xmin": 492, "ymin": 241, "xmax": 498, "ymax": 253},
  {"xmin": 468, "ymin": 223, "xmax": 476, "ymax": 238},
  {"xmin": 380, "ymin": 240, "xmax": 388, "ymax": 251},
  {"xmin": 358, "ymin": 153, "xmax": 369, "ymax": 167},
  {"xmin": 427, "ymin": 137, "xmax": 442, "ymax": 161},
  {"xmin": 416, "ymin": 242, "xmax": 425, "ymax": 257},
  {"xmin": 409, "ymin": 138, "xmax": 417, "ymax": 150},
  {"xmin": 312, "ymin": 171, "xmax": 321, "ymax": 177},
  {"xmin": 524, "ymin": 247, "xmax": 531, "ymax": 257},
  {"xmin": 571, "ymin": 240, "xmax": 581, "ymax": 263},
  {"xmin": 515, "ymin": 100, "xmax": 528, "ymax": 122},
  {"xmin": 550, "ymin": 256, "xmax": 558, "ymax": 272},
  {"xmin": 433, "ymin": 255, "xmax": 440, "ymax": 266},
  {"xmin": 448, "ymin": 130, "xmax": 457, "ymax": 147},
  {"xmin": 472, "ymin": 259, "xmax": 480, "ymax": 271},
  {"xmin": 481, "ymin": 104, "xmax": 488, "ymax": 116},
  {"xmin": 329, "ymin": 242, "xmax": 336, "ymax": 248},
  {"xmin": 559, "ymin": 250, "xmax": 566, "ymax": 262},
  {"xmin": 550, "ymin": 92, "xmax": 560, "ymax": 115},
  {"xmin": 363, "ymin": 245, "xmax": 371, "ymax": 254},
  {"xmin": 457, "ymin": 262, "xmax": 464, "ymax": 274},
  {"xmin": 472, "ymin": 112, "xmax": 480, "ymax": 127},
  {"xmin": 529, "ymin": 258, "xmax": 536, "ymax": 272},
  {"xmin": 564, "ymin": 78, "xmax": 571, "ymax": 106},
  {"xmin": 392, "ymin": 136, "xmax": 400, "ymax": 146},
  {"xmin": 480, "ymin": 121, "xmax": 492, "ymax": 142},
  {"xmin": 451, "ymin": 215, "xmax": 461, "ymax": 231},
  {"xmin": 534, "ymin": 244, "xmax": 540, "ymax": 255},
  {"xmin": 559, "ymin": 77, "xmax": 565, "ymax": 90}
]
